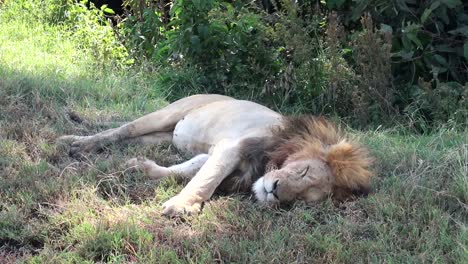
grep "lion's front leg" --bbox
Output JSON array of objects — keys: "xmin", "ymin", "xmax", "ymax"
[
  {"xmin": 126, "ymin": 154, "xmax": 209, "ymax": 180},
  {"xmin": 162, "ymin": 140, "xmax": 241, "ymax": 216}
]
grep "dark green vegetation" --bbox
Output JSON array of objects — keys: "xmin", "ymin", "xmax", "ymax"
[
  {"xmin": 0, "ymin": 0, "xmax": 467, "ymax": 263},
  {"xmin": 115, "ymin": 0, "xmax": 467, "ymax": 130}
]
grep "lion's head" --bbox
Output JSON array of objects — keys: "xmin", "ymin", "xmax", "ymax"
[{"xmin": 252, "ymin": 116, "xmax": 373, "ymax": 206}]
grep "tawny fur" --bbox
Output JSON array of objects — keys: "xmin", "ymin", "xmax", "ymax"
[{"xmin": 61, "ymin": 95, "xmax": 373, "ymax": 215}]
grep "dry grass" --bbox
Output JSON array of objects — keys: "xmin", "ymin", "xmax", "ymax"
[{"xmin": 1, "ymin": 55, "xmax": 466, "ymax": 264}]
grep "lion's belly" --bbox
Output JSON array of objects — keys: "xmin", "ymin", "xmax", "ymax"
[{"xmin": 172, "ymin": 100, "xmax": 282, "ymax": 156}]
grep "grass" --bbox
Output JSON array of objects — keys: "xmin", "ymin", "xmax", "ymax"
[{"xmin": 0, "ymin": 1, "xmax": 467, "ymax": 263}]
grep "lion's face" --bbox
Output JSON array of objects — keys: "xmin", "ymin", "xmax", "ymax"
[{"xmin": 253, "ymin": 159, "xmax": 333, "ymax": 206}]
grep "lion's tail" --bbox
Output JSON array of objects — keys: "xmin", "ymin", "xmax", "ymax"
[{"xmin": 325, "ymin": 140, "xmax": 374, "ymax": 200}]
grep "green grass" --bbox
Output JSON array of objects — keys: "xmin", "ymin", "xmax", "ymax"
[{"xmin": 1, "ymin": 1, "xmax": 467, "ymax": 263}]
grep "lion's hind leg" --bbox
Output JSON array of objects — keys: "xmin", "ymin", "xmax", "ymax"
[
  {"xmin": 59, "ymin": 94, "xmax": 233, "ymax": 157},
  {"xmin": 123, "ymin": 132, "xmax": 173, "ymax": 146},
  {"xmin": 58, "ymin": 114, "xmax": 176, "ymax": 157},
  {"xmin": 126, "ymin": 154, "xmax": 209, "ymax": 180}
]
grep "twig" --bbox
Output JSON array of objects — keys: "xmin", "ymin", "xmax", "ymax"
[
  {"xmin": 59, "ymin": 162, "xmax": 79, "ymax": 178},
  {"xmin": 415, "ymin": 185, "xmax": 468, "ymax": 212}
]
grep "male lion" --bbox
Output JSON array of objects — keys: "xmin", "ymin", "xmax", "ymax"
[{"xmin": 59, "ymin": 94, "xmax": 373, "ymax": 216}]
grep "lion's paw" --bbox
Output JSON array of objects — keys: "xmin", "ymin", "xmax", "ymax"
[
  {"xmin": 125, "ymin": 157, "xmax": 146, "ymax": 169},
  {"xmin": 57, "ymin": 135, "xmax": 95, "ymax": 158},
  {"xmin": 125, "ymin": 157, "xmax": 168, "ymax": 179},
  {"xmin": 68, "ymin": 138, "xmax": 100, "ymax": 158},
  {"xmin": 162, "ymin": 195, "xmax": 202, "ymax": 217}
]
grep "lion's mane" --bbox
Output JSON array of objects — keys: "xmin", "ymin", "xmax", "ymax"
[{"xmin": 219, "ymin": 116, "xmax": 373, "ymax": 202}]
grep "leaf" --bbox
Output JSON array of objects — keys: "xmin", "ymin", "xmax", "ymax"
[
  {"xmin": 326, "ymin": 0, "xmax": 346, "ymax": 9},
  {"xmin": 402, "ymin": 35, "xmax": 413, "ymax": 50},
  {"xmin": 193, "ymin": 0, "xmax": 202, "ymax": 10},
  {"xmin": 434, "ymin": 44, "xmax": 456, "ymax": 53},
  {"xmin": 464, "ymin": 43, "xmax": 468, "ymax": 61},
  {"xmin": 440, "ymin": 0, "xmax": 462, "ymax": 8},
  {"xmin": 421, "ymin": 1, "xmax": 441, "ymax": 24},
  {"xmin": 342, "ymin": 48, "xmax": 352, "ymax": 55},
  {"xmin": 448, "ymin": 26, "xmax": 468, "ymax": 37},
  {"xmin": 380, "ymin": 23, "xmax": 393, "ymax": 33},
  {"xmin": 421, "ymin": 9, "xmax": 432, "ymax": 24},
  {"xmin": 197, "ymin": 25, "xmax": 208, "ymax": 38},
  {"xmin": 435, "ymin": 5, "xmax": 449, "ymax": 24},
  {"xmin": 430, "ymin": 1, "xmax": 442, "ymax": 10},
  {"xmin": 458, "ymin": 13, "xmax": 468, "ymax": 24},
  {"xmin": 406, "ymin": 32, "xmax": 423, "ymax": 49},
  {"xmin": 210, "ymin": 22, "xmax": 228, "ymax": 34},
  {"xmin": 393, "ymin": 50, "xmax": 415, "ymax": 60},
  {"xmin": 336, "ymin": 0, "xmax": 346, "ymax": 8},
  {"xmin": 350, "ymin": 1, "xmax": 368, "ymax": 21},
  {"xmin": 430, "ymin": 65, "xmax": 446, "ymax": 79},
  {"xmin": 190, "ymin": 35, "xmax": 201, "ymax": 51},
  {"xmin": 433, "ymin": 54, "xmax": 448, "ymax": 66},
  {"xmin": 103, "ymin": 8, "xmax": 115, "ymax": 15},
  {"xmin": 156, "ymin": 45, "xmax": 170, "ymax": 59},
  {"xmin": 396, "ymin": 0, "xmax": 411, "ymax": 12}
]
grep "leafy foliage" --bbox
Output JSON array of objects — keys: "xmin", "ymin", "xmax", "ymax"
[
  {"xmin": 115, "ymin": 0, "xmax": 466, "ymax": 128},
  {"xmin": 325, "ymin": 0, "xmax": 467, "ymax": 128},
  {"xmin": 168, "ymin": 0, "xmax": 277, "ymax": 94},
  {"xmin": 2, "ymin": 0, "xmax": 465, "ymax": 128},
  {"xmin": 118, "ymin": 0, "xmax": 328, "ymax": 105}
]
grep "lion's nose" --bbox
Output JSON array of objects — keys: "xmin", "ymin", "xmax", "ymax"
[
  {"xmin": 272, "ymin": 179, "xmax": 279, "ymax": 191},
  {"xmin": 271, "ymin": 179, "xmax": 279, "ymax": 198}
]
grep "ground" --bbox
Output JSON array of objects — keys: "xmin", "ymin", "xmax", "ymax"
[{"xmin": 0, "ymin": 4, "xmax": 467, "ymax": 264}]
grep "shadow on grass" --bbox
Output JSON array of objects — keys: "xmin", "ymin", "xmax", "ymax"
[{"xmin": 0, "ymin": 67, "xmax": 467, "ymax": 263}]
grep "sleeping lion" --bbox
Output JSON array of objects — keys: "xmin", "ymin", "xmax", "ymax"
[{"xmin": 59, "ymin": 94, "xmax": 373, "ymax": 216}]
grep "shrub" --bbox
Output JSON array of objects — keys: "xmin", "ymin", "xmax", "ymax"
[
  {"xmin": 27, "ymin": 0, "xmax": 463, "ymax": 129},
  {"xmin": 324, "ymin": 0, "xmax": 468, "ymax": 128},
  {"xmin": 120, "ymin": 0, "xmax": 329, "ymax": 106},
  {"xmin": 117, "ymin": 1, "xmax": 166, "ymax": 61},
  {"xmin": 161, "ymin": 0, "xmax": 281, "ymax": 98}
]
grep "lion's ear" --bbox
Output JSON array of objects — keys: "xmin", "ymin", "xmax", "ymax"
[{"xmin": 325, "ymin": 140, "xmax": 373, "ymax": 198}]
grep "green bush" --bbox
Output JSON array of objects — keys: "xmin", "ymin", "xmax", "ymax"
[
  {"xmin": 9, "ymin": 0, "xmax": 463, "ymax": 129},
  {"xmin": 118, "ymin": 1, "xmax": 166, "ymax": 61},
  {"xmin": 160, "ymin": 0, "xmax": 282, "ymax": 99},
  {"xmin": 119, "ymin": 0, "xmax": 329, "ymax": 105},
  {"xmin": 324, "ymin": 0, "xmax": 467, "ymax": 128}
]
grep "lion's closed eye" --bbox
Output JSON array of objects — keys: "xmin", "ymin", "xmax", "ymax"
[{"xmin": 299, "ymin": 166, "xmax": 310, "ymax": 177}]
